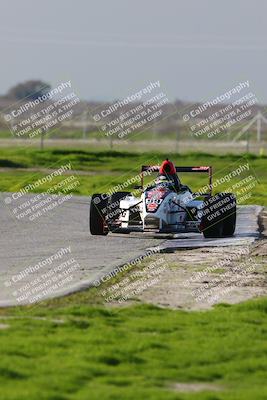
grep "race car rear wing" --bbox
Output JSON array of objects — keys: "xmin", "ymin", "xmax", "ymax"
[{"xmin": 140, "ymin": 165, "xmax": 213, "ymax": 195}]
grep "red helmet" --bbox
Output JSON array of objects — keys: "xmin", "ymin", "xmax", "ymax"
[{"xmin": 159, "ymin": 159, "xmax": 176, "ymax": 175}]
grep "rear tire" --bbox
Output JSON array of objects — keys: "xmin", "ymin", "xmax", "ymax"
[
  {"xmin": 222, "ymin": 197, "xmax": 236, "ymax": 236},
  {"xmin": 201, "ymin": 193, "xmax": 236, "ymax": 238},
  {"xmin": 89, "ymin": 194, "xmax": 108, "ymax": 235}
]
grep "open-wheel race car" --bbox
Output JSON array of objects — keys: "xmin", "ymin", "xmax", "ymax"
[{"xmin": 89, "ymin": 159, "xmax": 236, "ymax": 238}]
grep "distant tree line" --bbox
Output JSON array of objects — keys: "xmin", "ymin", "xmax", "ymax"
[{"xmin": 5, "ymin": 80, "xmax": 51, "ymax": 100}]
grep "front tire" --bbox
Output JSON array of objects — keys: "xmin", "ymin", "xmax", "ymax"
[{"xmin": 201, "ymin": 193, "xmax": 236, "ymax": 238}]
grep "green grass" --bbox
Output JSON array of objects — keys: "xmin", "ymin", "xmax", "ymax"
[
  {"xmin": 209, "ymin": 268, "xmax": 226, "ymax": 274},
  {"xmin": 0, "ymin": 147, "xmax": 267, "ymax": 398},
  {"xmin": 0, "ymin": 148, "xmax": 266, "ymax": 205},
  {"xmin": 1, "ymin": 296, "xmax": 267, "ymax": 399}
]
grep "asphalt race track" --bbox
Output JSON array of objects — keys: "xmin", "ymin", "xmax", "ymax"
[{"xmin": 0, "ymin": 193, "xmax": 262, "ymax": 306}]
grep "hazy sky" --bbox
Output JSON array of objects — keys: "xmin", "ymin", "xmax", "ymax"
[{"xmin": 1, "ymin": 0, "xmax": 267, "ymax": 103}]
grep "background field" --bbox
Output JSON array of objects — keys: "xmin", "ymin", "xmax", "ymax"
[{"xmin": 0, "ymin": 147, "xmax": 266, "ymax": 205}]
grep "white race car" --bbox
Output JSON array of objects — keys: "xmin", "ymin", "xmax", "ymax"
[{"xmin": 90, "ymin": 160, "xmax": 236, "ymax": 238}]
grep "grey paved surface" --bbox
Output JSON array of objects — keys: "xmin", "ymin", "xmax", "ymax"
[
  {"xmin": 0, "ymin": 193, "xmax": 262, "ymax": 306},
  {"xmin": 0, "ymin": 194, "xmax": 163, "ymax": 306}
]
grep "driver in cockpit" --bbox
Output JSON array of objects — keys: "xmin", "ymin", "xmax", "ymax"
[{"xmin": 156, "ymin": 159, "xmax": 181, "ymax": 191}]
